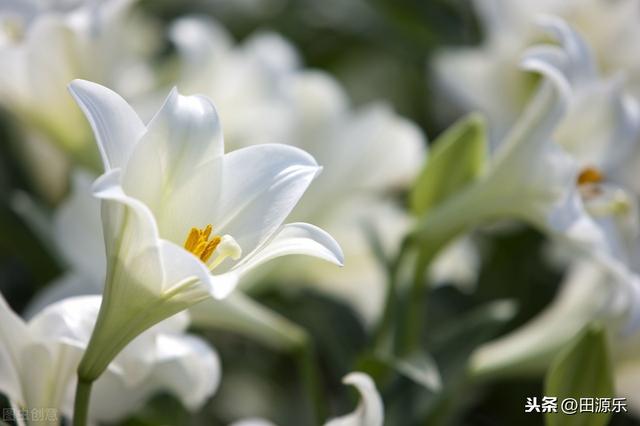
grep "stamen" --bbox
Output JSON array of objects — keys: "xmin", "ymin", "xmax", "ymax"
[
  {"xmin": 184, "ymin": 228, "xmax": 200, "ymax": 252},
  {"xmin": 183, "ymin": 225, "xmax": 222, "ymax": 263},
  {"xmin": 201, "ymin": 236, "xmax": 222, "ymax": 262},
  {"xmin": 577, "ymin": 166, "xmax": 604, "ymax": 186}
]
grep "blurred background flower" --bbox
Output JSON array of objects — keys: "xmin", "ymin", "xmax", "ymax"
[
  {"xmin": 2, "ymin": 0, "xmax": 640, "ymax": 425},
  {"xmin": 0, "ymin": 294, "xmax": 219, "ymax": 424}
]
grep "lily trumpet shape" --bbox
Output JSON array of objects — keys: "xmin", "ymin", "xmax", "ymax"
[
  {"xmin": 416, "ymin": 18, "xmax": 639, "ymax": 269},
  {"xmin": 433, "ymin": 0, "xmax": 640, "ymax": 142},
  {"xmin": 230, "ymin": 372, "xmax": 383, "ymax": 426},
  {"xmin": 0, "ymin": 293, "xmax": 219, "ymax": 425},
  {"xmin": 68, "ymin": 80, "xmax": 342, "ymax": 383},
  {"xmin": 537, "ymin": 18, "xmax": 640, "ymax": 263},
  {"xmin": 169, "ymin": 16, "xmax": 426, "ymax": 323},
  {"xmin": 450, "ymin": 19, "xmax": 640, "ymax": 406},
  {"xmin": 18, "ymin": 170, "xmax": 310, "ymax": 354}
]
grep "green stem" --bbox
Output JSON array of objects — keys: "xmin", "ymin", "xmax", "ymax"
[
  {"xmin": 73, "ymin": 379, "xmax": 93, "ymax": 426},
  {"xmin": 396, "ymin": 188, "xmax": 482, "ymax": 355},
  {"xmin": 373, "ymin": 240, "xmax": 409, "ymax": 355},
  {"xmin": 295, "ymin": 340, "xmax": 326, "ymax": 425},
  {"xmin": 397, "ymin": 250, "xmax": 430, "ymax": 356}
]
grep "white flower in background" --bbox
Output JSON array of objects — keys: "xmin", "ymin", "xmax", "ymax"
[
  {"xmin": 462, "ymin": 20, "xmax": 640, "ymax": 409},
  {"xmin": 422, "ymin": 32, "xmax": 581, "ymax": 248},
  {"xmin": 471, "ymin": 260, "xmax": 632, "ymax": 376},
  {"xmin": 0, "ymin": 0, "xmax": 157, "ymax": 200},
  {"xmin": 472, "ymin": 257, "xmax": 640, "ymax": 414},
  {"xmin": 169, "ymin": 17, "xmax": 427, "ymax": 324},
  {"xmin": 68, "ymin": 79, "xmax": 342, "ymax": 381},
  {"xmin": 169, "ymin": 16, "xmax": 297, "ymax": 149},
  {"xmin": 19, "ymin": 171, "xmax": 105, "ymax": 316},
  {"xmin": 0, "ymin": 293, "xmax": 219, "ymax": 425},
  {"xmin": 268, "ymin": 71, "xmax": 425, "ymax": 324},
  {"xmin": 433, "ymin": 0, "xmax": 640, "ymax": 142},
  {"xmin": 324, "ymin": 373, "xmax": 383, "ymax": 426},
  {"xmin": 537, "ymin": 18, "xmax": 640, "ymax": 264},
  {"xmin": 438, "ymin": 14, "xmax": 640, "ymax": 272},
  {"xmin": 429, "ymin": 236, "xmax": 481, "ymax": 292},
  {"xmin": 421, "ymin": 18, "xmax": 639, "ymax": 269},
  {"xmin": 229, "ymin": 372, "xmax": 383, "ymax": 426}
]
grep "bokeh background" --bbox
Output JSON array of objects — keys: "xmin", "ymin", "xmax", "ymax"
[{"xmin": 0, "ymin": 1, "xmax": 636, "ymax": 425}]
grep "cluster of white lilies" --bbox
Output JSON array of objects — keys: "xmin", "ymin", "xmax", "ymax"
[{"xmin": 1, "ymin": 0, "xmax": 640, "ymax": 424}]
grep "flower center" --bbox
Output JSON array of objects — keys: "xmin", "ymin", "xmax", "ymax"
[
  {"xmin": 183, "ymin": 224, "xmax": 242, "ymax": 270},
  {"xmin": 577, "ymin": 166, "xmax": 604, "ymax": 186},
  {"xmin": 183, "ymin": 224, "xmax": 221, "ymax": 263}
]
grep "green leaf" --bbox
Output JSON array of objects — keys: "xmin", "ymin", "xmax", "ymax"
[
  {"xmin": 410, "ymin": 113, "xmax": 486, "ymax": 216},
  {"xmin": 390, "ymin": 350, "xmax": 442, "ymax": 391},
  {"xmin": 189, "ymin": 293, "xmax": 308, "ymax": 352},
  {"xmin": 356, "ymin": 350, "xmax": 442, "ymax": 392},
  {"xmin": 544, "ymin": 324, "xmax": 614, "ymax": 426}
]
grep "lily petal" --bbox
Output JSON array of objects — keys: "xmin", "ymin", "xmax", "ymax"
[
  {"xmin": 470, "ymin": 32, "xmax": 574, "ymax": 227},
  {"xmin": 169, "ymin": 16, "xmax": 232, "ymax": 87},
  {"xmin": 158, "ymin": 240, "xmax": 214, "ymax": 295},
  {"xmin": 208, "ymin": 221, "xmax": 344, "ymax": 298},
  {"xmin": 93, "ymin": 170, "xmax": 164, "ymax": 296},
  {"xmin": 54, "ymin": 170, "xmax": 105, "ymax": 278},
  {"xmin": 214, "ymin": 144, "xmax": 321, "ymax": 257},
  {"xmin": 296, "ymin": 103, "xmax": 425, "ymax": 219},
  {"xmin": 24, "ymin": 272, "xmax": 102, "ymax": 320},
  {"xmin": 27, "ymin": 295, "xmax": 101, "ymax": 350},
  {"xmin": 233, "ymin": 222, "xmax": 344, "ymax": 274},
  {"xmin": 325, "ymin": 372, "xmax": 384, "ymax": 426},
  {"xmin": 68, "ymin": 79, "xmax": 145, "ymax": 170},
  {"xmin": 122, "ymin": 88, "xmax": 224, "ymax": 228},
  {"xmin": 189, "ymin": 292, "xmax": 308, "ymax": 351},
  {"xmin": 89, "ymin": 332, "xmax": 220, "ymax": 421},
  {"xmin": 144, "ymin": 333, "xmax": 220, "ymax": 409},
  {"xmin": 471, "ymin": 260, "xmax": 625, "ymax": 377},
  {"xmin": 536, "ymin": 15, "xmax": 596, "ymax": 84},
  {"xmin": 0, "ymin": 293, "xmax": 30, "ymax": 405}
]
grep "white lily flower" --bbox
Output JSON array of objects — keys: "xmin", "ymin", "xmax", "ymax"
[
  {"xmin": 0, "ymin": 0, "xmax": 157, "ymax": 200},
  {"xmin": 0, "ymin": 293, "xmax": 219, "ymax": 425},
  {"xmin": 434, "ymin": 0, "xmax": 640, "ymax": 142},
  {"xmin": 536, "ymin": 18, "xmax": 640, "ymax": 258},
  {"xmin": 422, "ymin": 32, "xmax": 580, "ymax": 244},
  {"xmin": 471, "ymin": 259, "xmax": 632, "ymax": 375},
  {"xmin": 68, "ymin": 79, "xmax": 342, "ymax": 381},
  {"xmin": 229, "ymin": 372, "xmax": 383, "ymax": 426},
  {"xmin": 436, "ymin": 11, "xmax": 640, "ymax": 265},
  {"xmin": 324, "ymin": 373, "xmax": 384, "ymax": 426},
  {"xmin": 429, "ymin": 236, "xmax": 481, "ymax": 292},
  {"xmin": 168, "ymin": 16, "xmax": 427, "ymax": 324},
  {"xmin": 421, "ymin": 18, "xmax": 640, "ymax": 269},
  {"xmin": 463, "ymin": 20, "xmax": 640, "ymax": 403},
  {"xmin": 22, "ymin": 170, "xmax": 310, "ymax": 354},
  {"xmin": 471, "ymin": 255, "xmax": 640, "ymax": 414}
]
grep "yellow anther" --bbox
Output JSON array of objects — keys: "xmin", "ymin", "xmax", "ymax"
[
  {"xmin": 202, "ymin": 224, "xmax": 212, "ymax": 240},
  {"xmin": 577, "ymin": 166, "xmax": 604, "ymax": 186},
  {"xmin": 201, "ymin": 236, "xmax": 222, "ymax": 262},
  {"xmin": 184, "ymin": 228, "xmax": 200, "ymax": 252},
  {"xmin": 183, "ymin": 225, "xmax": 222, "ymax": 263}
]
